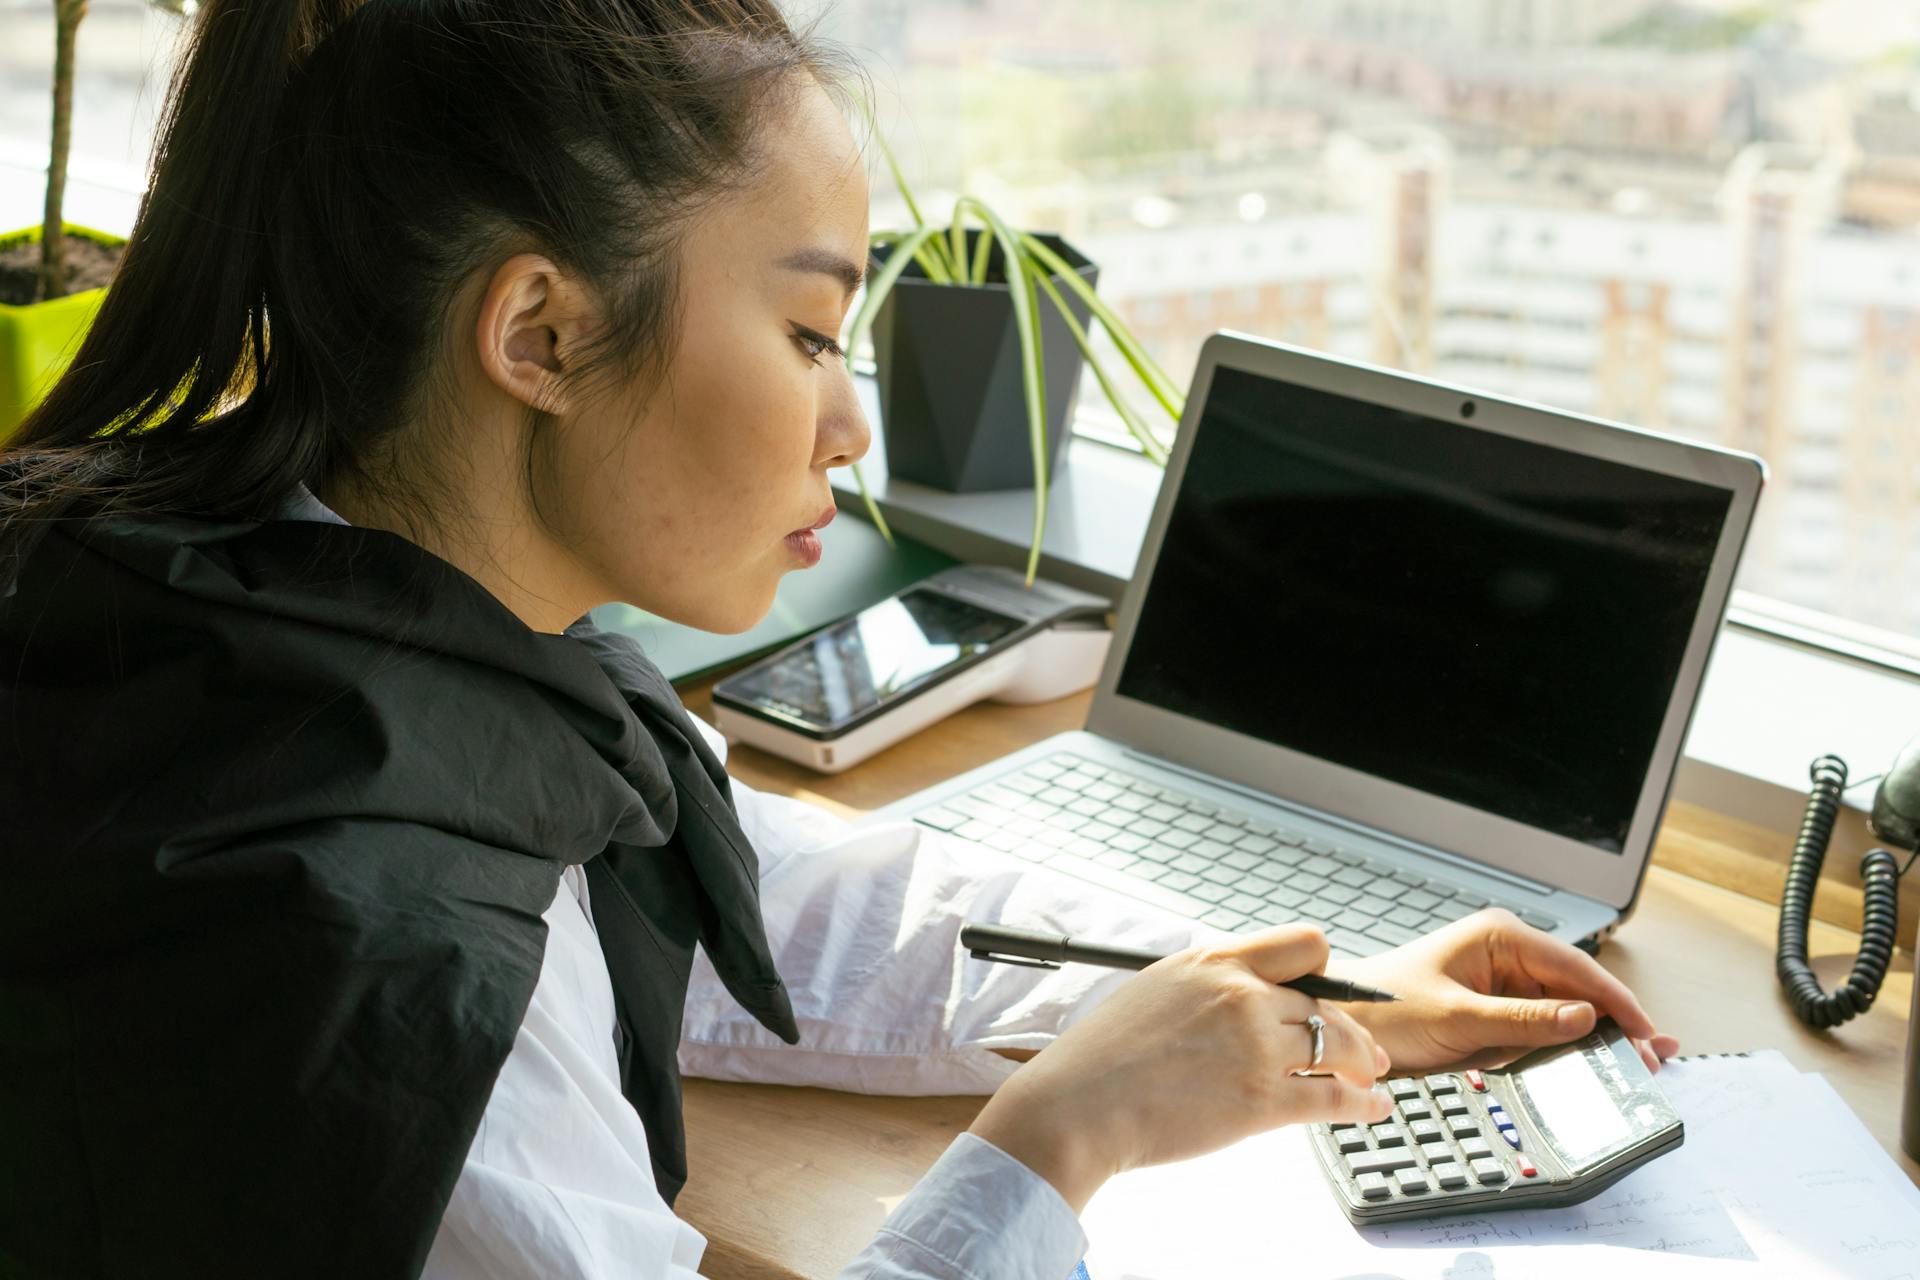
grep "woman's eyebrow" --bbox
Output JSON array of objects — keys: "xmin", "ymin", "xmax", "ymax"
[{"xmin": 777, "ymin": 247, "xmax": 871, "ymax": 298}]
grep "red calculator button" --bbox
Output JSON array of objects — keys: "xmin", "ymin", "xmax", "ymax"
[
  {"xmin": 1465, "ymin": 1070, "xmax": 1487, "ymax": 1092},
  {"xmin": 1516, "ymin": 1156, "xmax": 1539, "ymax": 1178}
]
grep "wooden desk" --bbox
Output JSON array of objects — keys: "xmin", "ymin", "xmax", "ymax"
[{"xmin": 671, "ymin": 678, "xmax": 1918, "ymax": 1280}]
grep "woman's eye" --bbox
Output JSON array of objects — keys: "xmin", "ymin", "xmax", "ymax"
[{"xmin": 789, "ymin": 324, "xmax": 844, "ymax": 366}]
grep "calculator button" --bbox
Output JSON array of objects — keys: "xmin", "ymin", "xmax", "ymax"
[
  {"xmin": 1498, "ymin": 1126, "xmax": 1522, "ymax": 1150},
  {"xmin": 1347, "ymin": 1148, "xmax": 1418, "ymax": 1177},
  {"xmin": 1471, "ymin": 1157, "xmax": 1510, "ymax": 1185},
  {"xmin": 1431, "ymin": 1161, "xmax": 1468, "ymax": 1189},
  {"xmin": 1394, "ymin": 1167, "xmax": 1431, "ymax": 1195},
  {"xmin": 1425, "ymin": 1074, "xmax": 1458, "ymax": 1094},
  {"xmin": 1371, "ymin": 1124, "xmax": 1406, "ymax": 1148},
  {"xmin": 1388, "ymin": 1078, "xmax": 1422, "ymax": 1101},
  {"xmin": 1447, "ymin": 1115, "xmax": 1480, "ymax": 1139},
  {"xmin": 1356, "ymin": 1171, "xmax": 1392, "ymax": 1200},
  {"xmin": 1516, "ymin": 1155, "xmax": 1539, "ymax": 1178},
  {"xmin": 1409, "ymin": 1120, "xmax": 1446, "ymax": 1145},
  {"xmin": 1464, "ymin": 1069, "xmax": 1488, "ymax": 1091},
  {"xmin": 1333, "ymin": 1127, "xmax": 1369, "ymax": 1153},
  {"xmin": 1439, "ymin": 1095, "xmax": 1471, "ymax": 1117},
  {"xmin": 1399, "ymin": 1099, "xmax": 1432, "ymax": 1122},
  {"xmin": 1460, "ymin": 1136, "xmax": 1493, "ymax": 1160}
]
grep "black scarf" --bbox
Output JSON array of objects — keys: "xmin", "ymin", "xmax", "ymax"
[{"xmin": 0, "ymin": 510, "xmax": 797, "ymax": 1278}]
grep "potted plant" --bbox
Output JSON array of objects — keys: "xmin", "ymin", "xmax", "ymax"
[
  {"xmin": 845, "ymin": 143, "xmax": 1185, "ymax": 585},
  {"xmin": 0, "ymin": 0, "xmax": 154, "ymax": 442}
]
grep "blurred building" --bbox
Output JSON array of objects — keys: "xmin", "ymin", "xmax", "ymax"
[{"xmin": 1082, "ymin": 130, "xmax": 1920, "ymax": 635}]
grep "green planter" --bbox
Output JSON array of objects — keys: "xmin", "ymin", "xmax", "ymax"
[{"xmin": 0, "ymin": 224, "xmax": 124, "ymax": 444}]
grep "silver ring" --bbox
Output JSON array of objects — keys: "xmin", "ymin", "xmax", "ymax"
[{"xmin": 1304, "ymin": 1013, "xmax": 1327, "ymax": 1070}]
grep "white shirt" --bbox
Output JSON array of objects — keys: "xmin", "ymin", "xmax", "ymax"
[
  {"xmin": 424, "ymin": 714, "xmax": 1203, "ymax": 1280},
  {"xmin": 277, "ymin": 485, "xmax": 1202, "ymax": 1278}
]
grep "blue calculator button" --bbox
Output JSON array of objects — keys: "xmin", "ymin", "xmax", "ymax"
[{"xmin": 1500, "ymin": 1127, "xmax": 1522, "ymax": 1150}]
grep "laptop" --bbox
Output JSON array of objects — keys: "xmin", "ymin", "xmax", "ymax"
[{"xmin": 859, "ymin": 331, "xmax": 1766, "ymax": 957}]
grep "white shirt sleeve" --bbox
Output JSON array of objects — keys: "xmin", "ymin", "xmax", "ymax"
[
  {"xmin": 679, "ymin": 713, "xmax": 1206, "ymax": 1095},
  {"xmin": 427, "ymin": 869, "xmax": 1092, "ymax": 1280}
]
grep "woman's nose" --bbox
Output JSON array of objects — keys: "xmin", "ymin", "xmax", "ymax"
[{"xmin": 819, "ymin": 368, "xmax": 871, "ymax": 470}]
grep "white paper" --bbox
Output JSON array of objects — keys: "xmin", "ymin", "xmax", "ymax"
[{"xmin": 1079, "ymin": 1052, "xmax": 1920, "ymax": 1279}]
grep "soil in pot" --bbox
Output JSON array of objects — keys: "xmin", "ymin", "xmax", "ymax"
[{"xmin": 0, "ymin": 232, "xmax": 123, "ymax": 306}]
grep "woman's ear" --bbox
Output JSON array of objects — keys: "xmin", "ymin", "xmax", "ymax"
[{"xmin": 474, "ymin": 253, "xmax": 591, "ymax": 415}]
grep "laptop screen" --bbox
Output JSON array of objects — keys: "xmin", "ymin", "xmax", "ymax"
[{"xmin": 1115, "ymin": 365, "xmax": 1734, "ymax": 853}]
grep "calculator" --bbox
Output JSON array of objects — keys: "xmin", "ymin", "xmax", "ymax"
[{"xmin": 1307, "ymin": 1018, "xmax": 1683, "ymax": 1223}]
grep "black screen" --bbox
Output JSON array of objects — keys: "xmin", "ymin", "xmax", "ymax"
[
  {"xmin": 727, "ymin": 588, "xmax": 1024, "ymax": 730},
  {"xmin": 1115, "ymin": 366, "xmax": 1733, "ymax": 852}
]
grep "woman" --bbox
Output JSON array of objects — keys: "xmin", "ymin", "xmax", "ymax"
[{"xmin": 0, "ymin": 2, "xmax": 1679, "ymax": 1277}]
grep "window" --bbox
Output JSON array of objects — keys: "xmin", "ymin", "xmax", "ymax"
[
  {"xmin": 831, "ymin": 0, "xmax": 1920, "ymax": 649},
  {"xmin": 0, "ymin": 2, "xmax": 184, "ymax": 231}
]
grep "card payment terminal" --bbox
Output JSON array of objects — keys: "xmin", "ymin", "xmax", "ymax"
[{"xmin": 1309, "ymin": 1018, "xmax": 1683, "ymax": 1223}]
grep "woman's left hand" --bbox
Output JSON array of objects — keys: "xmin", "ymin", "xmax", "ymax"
[{"xmin": 1327, "ymin": 908, "xmax": 1682, "ymax": 1075}]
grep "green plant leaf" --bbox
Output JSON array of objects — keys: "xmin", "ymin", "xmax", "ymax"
[
  {"xmin": 847, "ymin": 455, "xmax": 896, "ymax": 548},
  {"xmin": 970, "ymin": 221, "xmax": 992, "ymax": 285},
  {"xmin": 1028, "ymin": 261, "xmax": 1171, "ymax": 466},
  {"xmin": 1020, "ymin": 233, "xmax": 1185, "ymax": 419}
]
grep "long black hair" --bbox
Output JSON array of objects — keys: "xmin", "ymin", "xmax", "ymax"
[{"xmin": 0, "ymin": 0, "xmax": 846, "ymax": 556}]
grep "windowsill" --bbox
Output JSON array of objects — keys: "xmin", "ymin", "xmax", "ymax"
[{"xmin": 833, "ymin": 373, "xmax": 1920, "ymax": 866}]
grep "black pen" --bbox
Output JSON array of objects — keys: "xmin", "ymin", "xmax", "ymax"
[{"xmin": 960, "ymin": 924, "xmax": 1400, "ymax": 1003}]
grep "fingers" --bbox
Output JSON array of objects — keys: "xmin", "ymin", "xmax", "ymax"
[
  {"xmin": 1490, "ymin": 912, "xmax": 1662, "ymax": 1041},
  {"xmin": 1223, "ymin": 923, "xmax": 1330, "ymax": 986},
  {"xmin": 1288, "ymin": 1002, "xmax": 1384, "ymax": 1091},
  {"xmin": 1286, "ymin": 1073, "xmax": 1395, "ymax": 1127},
  {"xmin": 1459, "ymin": 990, "xmax": 1598, "ymax": 1051}
]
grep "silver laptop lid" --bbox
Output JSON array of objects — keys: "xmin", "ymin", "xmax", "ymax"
[{"xmin": 1085, "ymin": 332, "xmax": 1765, "ymax": 911}]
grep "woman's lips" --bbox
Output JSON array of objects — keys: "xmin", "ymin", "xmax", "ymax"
[{"xmin": 782, "ymin": 506, "xmax": 833, "ymax": 567}]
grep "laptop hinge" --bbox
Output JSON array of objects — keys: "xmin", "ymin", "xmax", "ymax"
[{"xmin": 1119, "ymin": 747, "xmax": 1559, "ymax": 897}]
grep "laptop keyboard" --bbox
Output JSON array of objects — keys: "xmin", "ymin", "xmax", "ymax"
[{"xmin": 911, "ymin": 750, "xmax": 1561, "ymax": 955}]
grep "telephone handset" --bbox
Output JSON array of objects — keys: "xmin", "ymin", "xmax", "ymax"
[{"xmin": 1775, "ymin": 734, "xmax": 1920, "ymax": 1029}]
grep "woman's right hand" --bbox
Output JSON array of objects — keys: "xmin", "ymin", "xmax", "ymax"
[{"xmin": 966, "ymin": 924, "xmax": 1394, "ymax": 1214}]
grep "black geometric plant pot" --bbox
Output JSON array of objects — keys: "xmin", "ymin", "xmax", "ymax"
[{"xmin": 871, "ymin": 230, "xmax": 1098, "ymax": 493}]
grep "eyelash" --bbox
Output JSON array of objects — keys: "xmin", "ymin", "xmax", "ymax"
[{"xmin": 789, "ymin": 323, "xmax": 845, "ymax": 367}]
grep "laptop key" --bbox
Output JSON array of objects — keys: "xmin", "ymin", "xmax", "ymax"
[
  {"xmin": 1286, "ymin": 872, "xmax": 1330, "ymax": 894},
  {"xmin": 1431, "ymin": 900, "xmax": 1477, "ymax": 923},
  {"xmin": 1351, "ymin": 894, "xmax": 1393, "ymax": 916},
  {"xmin": 1158, "ymin": 870, "xmax": 1201, "ymax": 893},
  {"xmin": 1334, "ymin": 910, "xmax": 1376, "ymax": 933},
  {"xmin": 1172, "ymin": 813, "xmax": 1212, "ymax": 834},
  {"xmin": 1094, "ymin": 849, "xmax": 1142, "ymax": 872},
  {"xmin": 1325, "ymin": 928, "xmax": 1379, "ymax": 957},
  {"xmin": 1367, "ymin": 920, "xmax": 1421, "ymax": 947},
  {"xmin": 1109, "ymin": 832, "xmax": 1151, "ymax": 853},
  {"xmin": 1385, "ymin": 905, "xmax": 1428, "ymax": 930},
  {"xmin": 1143, "ymin": 803, "xmax": 1182, "ymax": 821},
  {"xmin": 1206, "ymin": 822, "xmax": 1243, "ymax": 842},
  {"xmin": 1329, "ymin": 848, "xmax": 1366, "ymax": 867},
  {"xmin": 1191, "ymin": 838, "xmax": 1236, "ymax": 860},
  {"xmin": 1171, "ymin": 853, "xmax": 1211, "ymax": 875},
  {"xmin": 1083, "ymin": 782, "xmax": 1123, "ymax": 802},
  {"xmin": 1234, "ymin": 834, "xmax": 1278, "ymax": 855},
  {"xmin": 1318, "ymin": 884, "xmax": 1362, "ymax": 906},
  {"xmin": 1235, "ymin": 873, "xmax": 1280, "ymax": 897},
  {"xmin": 1300, "ymin": 855, "xmax": 1342, "ymax": 877},
  {"xmin": 1453, "ymin": 891, "xmax": 1488, "ymax": 909},
  {"xmin": 1160, "ymin": 830, "xmax": 1201, "ymax": 850},
  {"xmin": 1223, "ymin": 892, "xmax": 1268, "ymax": 915},
  {"xmin": 1078, "ymin": 821, "xmax": 1120, "ymax": 843},
  {"xmin": 1200, "ymin": 865, "xmax": 1240, "ymax": 887},
  {"xmin": 1265, "ymin": 884, "xmax": 1309, "ymax": 909},
  {"xmin": 1200, "ymin": 907, "xmax": 1249, "ymax": 930},
  {"xmin": 1399, "ymin": 889, "xmax": 1442, "ymax": 913},
  {"xmin": 916, "ymin": 807, "xmax": 967, "ymax": 831},
  {"xmin": 1219, "ymin": 849, "xmax": 1262, "ymax": 872},
  {"xmin": 1390, "ymin": 869, "xmax": 1428, "ymax": 888},
  {"xmin": 1331, "ymin": 866, "xmax": 1374, "ymax": 889},
  {"xmin": 1518, "ymin": 908, "xmax": 1561, "ymax": 931},
  {"xmin": 1369, "ymin": 881, "xmax": 1410, "ymax": 902},
  {"xmin": 1191, "ymin": 883, "xmax": 1233, "ymax": 904},
  {"xmin": 1268, "ymin": 846, "xmax": 1310, "ymax": 868}
]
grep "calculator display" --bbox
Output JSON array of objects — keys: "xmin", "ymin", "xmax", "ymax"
[
  {"xmin": 1517, "ymin": 1047, "xmax": 1634, "ymax": 1169},
  {"xmin": 1513, "ymin": 1033, "xmax": 1674, "ymax": 1173},
  {"xmin": 722, "ymin": 589, "xmax": 1026, "ymax": 732}
]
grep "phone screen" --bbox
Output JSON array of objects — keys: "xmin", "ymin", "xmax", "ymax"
[{"xmin": 722, "ymin": 589, "xmax": 1026, "ymax": 732}]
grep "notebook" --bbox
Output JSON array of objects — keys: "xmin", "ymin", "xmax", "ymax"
[{"xmin": 1077, "ymin": 1051, "xmax": 1920, "ymax": 1279}]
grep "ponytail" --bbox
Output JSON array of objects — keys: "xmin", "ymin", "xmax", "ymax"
[
  {"xmin": 4, "ymin": 0, "xmax": 366, "ymax": 527},
  {"xmin": 1, "ymin": 0, "xmax": 838, "ymax": 556}
]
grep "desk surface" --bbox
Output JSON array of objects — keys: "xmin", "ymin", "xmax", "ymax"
[{"xmin": 672, "ymin": 679, "xmax": 1918, "ymax": 1280}]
